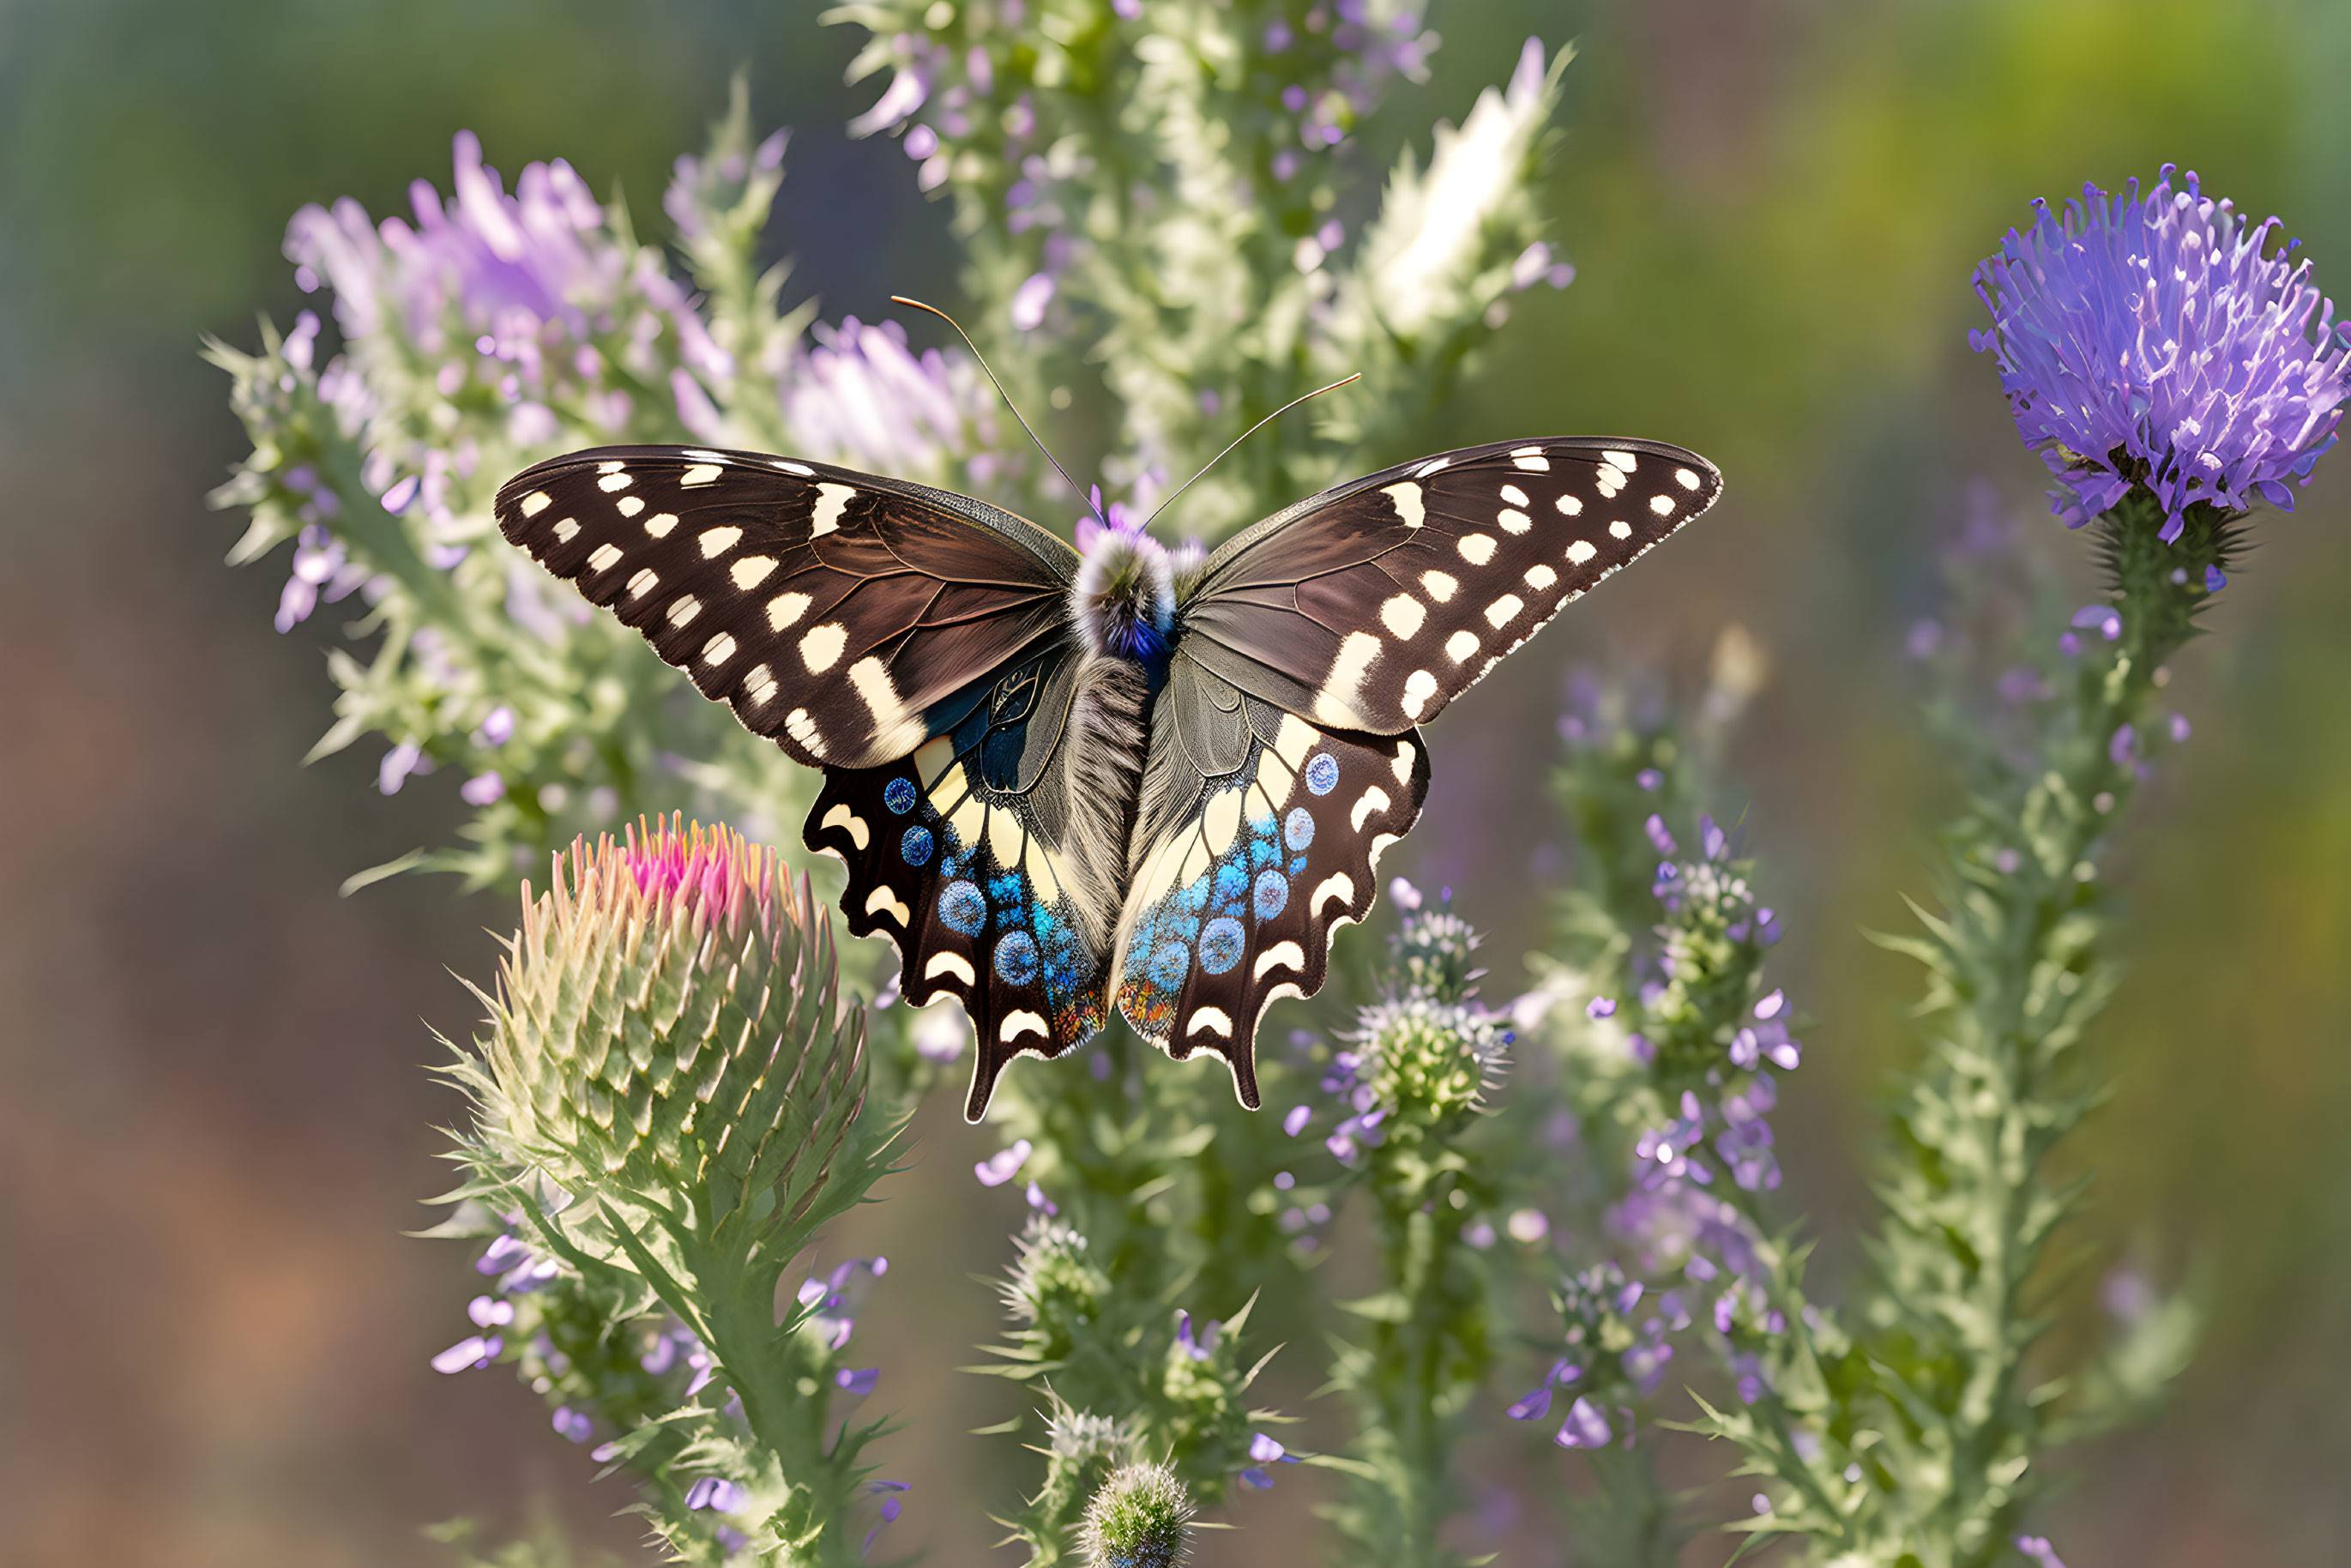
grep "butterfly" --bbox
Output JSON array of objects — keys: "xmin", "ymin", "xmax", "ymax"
[{"xmin": 495, "ymin": 436, "xmax": 1721, "ymax": 1119}]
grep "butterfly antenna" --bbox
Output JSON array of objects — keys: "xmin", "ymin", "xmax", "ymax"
[
  {"xmin": 889, "ymin": 295, "xmax": 1100, "ymax": 521},
  {"xmin": 1142, "ymin": 372, "xmax": 1362, "ymax": 532}
]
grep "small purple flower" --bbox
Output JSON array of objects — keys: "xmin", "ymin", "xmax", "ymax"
[
  {"xmin": 1175, "ymin": 1309, "xmax": 1220, "ymax": 1361},
  {"xmin": 1586, "ymin": 996, "xmax": 1618, "ymax": 1020},
  {"xmin": 1636, "ymin": 767, "xmax": 1663, "ymax": 790},
  {"xmin": 684, "ymin": 1476, "xmax": 744, "ymax": 1513},
  {"xmin": 1283, "ymin": 1103, "xmax": 1313, "ymax": 1137},
  {"xmin": 1505, "ymin": 1386, "xmax": 1552, "ymax": 1421},
  {"xmin": 2016, "ymin": 1535, "xmax": 2070, "ymax": 1568},
  {"xmin": 835, "ymin": 1366, "xmax": 879, "ymax": 1397},
  {"xmin": 1643, "ymin": 813, "xmax": 1677, "ymax": 855},
  {"xmin": 551, "ymin": 1406, "xmax": 594, "ymax": 1443},
  {"xmin": 431, "ymin": 1335, "xmax": 501, "ymax": 1372},
  {"xmin": 1024, "ymin": 1179, "xmax": 1058, "ymax": 1215},
  {"xmin": 1973, "ymin": 166, "xmax": 2351, "ymax": 537},
  {"xmin": 1553, "ymin": 1396, "xmax": 1613, "ymax": 1449},
  {"xmin": 2071, "ymin": 603, "xmax": 2123, "ymax": 641},
  {"xmin": 2109, "ymin": 723, "xmax": 2138, "ymax": 767},
  {"xmin": 975, "ymin": 1138, "xmax": 1033, "ymax": 1186},
  {"xmin": 2205, "ymin": 564, "xmax": 2227, "ymax": 591},
  {"xmin": 1248, "ymin": 1432, "xmax": 1299, "ymax": 1464}
]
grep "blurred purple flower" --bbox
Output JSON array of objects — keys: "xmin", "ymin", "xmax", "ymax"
[
  {"xmin": 684, "ymin": 1476, "xmax": 744, "ymax": 1512},
  {"xmin": 976, "ymin": 1138, "xmax": 1032, "ymax": 1186},
  {"xmin": 551, "ymin": 1406, "xmax": 594, "ymax": 1443},
  {"xmin": 1553, "ymin": 1396, "xmax": 1613, "ymax": 1449},
  {"xmin": 2016, "ymin": 1536, "xmax": 2070, "ymax": 1568},
  {"xmin": 1973, "ymin": 166, "xmax": 2351, "ymax": 536}
]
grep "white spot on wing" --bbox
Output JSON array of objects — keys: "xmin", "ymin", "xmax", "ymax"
[
  {"xmin": 1498, "ymin": 508, "xmax": 1531, "ymax": 534},
  {"xmin": 768, "ymin": 591, "xmax": 811, "ymax": 631},
  {"xmin": 1609, "ymin": 520, "xmax": 1633, "ymax": 540},
  {"xmin": 701, "ymin": 632, "xmax": 737, "ymax": 667},
  {"xmin": 1203, "ymin": 787, "xmax": 1244, "ymax": 856},
  {"xmin": 645, "ymin": 513, "xmax": 678, "ymax": 538},
  {"xmin": 1401, "ymin": 668, "xmax": 1438, "ymax": 719},
  {"xmin": 926, "ymin": 950, "xmax": 976, "ymax": 986},
  {"xmin": 519, "ymin": 492, "xmax": 552, "ymax": 517},
  {"xmin": 820, "ymin": 801, "xmax": 870, "ymax": 851},
  {"xmin": 810, "ymin": 483, "xmax": 857, "ymax": 536},
  {"xmin": 1380, "ymin": 594, "xmax": 1427, "ymax": 639},
  {"xmin": 1390, "ymin": 741, "xmax": 1416, "ymax": 785},
  {"xmin": 666, "ymin": 595, "xmax": 701, "ymax": 627},
  {"xmin": 1001, "ymin": 1010, "xmax": 1048, "ymax": 1044},
  {"xmin": 1456, "ymin": 533, "xmax": 1497, "ymax": 565},
  {"xmin": 1414, "ymin": 457, "xmax": 1451, "ymax": 479},
  {"xmin": 1314, "ymin": 630, "xmax": 1382, "ymax": 726},
  {"xmin": 1381, "ymin": 481, "xmax": 1425, "ymax": 528},
  {"xmin": 865, "ymin": 885, "xmax": 913, "ymax": 926},
  {"xmin": 1444, "ymin": 629, "xmax": 1478, "ymax": 662},
  {"xmin": 586, "ymin": 543, "xmax": 622, "ymax": 573},
  {"xmin": 700, "ymin": 526, "xmax": 743, "ymax": 558},
  {"xmin": 552, "ymin": 519, "xmax": 582, "ymax": 544},
  {"xmin": 743, "ymin": 664, "xmax": 777, "ymax": 705},
  {"xmin": 1500, "ymin": 484, "xmax": 1529, "ymax": 506},
  {"xmin": 785, "ymin": 708, "xmax": 824, "ymax": 757},
  {"xmin": 1525, "ymin": 564, "xmax": 1558, "ymax": 590},
  {"xmin": 1420, "ymin": 570, "xmax": 1458, "ymax": 602},
  {"xmin": 731, "ymin": 556, "xmax": 777, "ymax": 589},
  {"xmin": 1555, "ymin": 494, "xmax": 1582, "ymax": 516},
  {"xmin": 1565, "ymin": 540, "xmax": 1597, "ymax": 565},
  {"xmin": 1650, "ymin": 494, "xmax": 1676, "ymax": 516},
  {"xmin": 1604, "ymin": 449, "xmax": 1638, "ymax": 472},
  {"xmin": 1273, "ymin": 714, "xmax": 1317, "ymax": 769},
  {"xmin": 617, "ymin": 496, "xmax": 644, "ymax": 518},
  {"xmin": 1511, "ymin": 446, "xmax": 1551, "ymax": 473},
  {"xmin": 597, "ymin": 472, "xmax": 634, "ymax": 492},
  {"xmin": 1311, "ymin": 872, "xmax": 1354, "ymax": 915},
  {"xmin": 1187, "ymin": 1007, "xmax": 1234, "ymax": 1039},
  {"xmin": 1350, "ymin": 786, "xmax": 1391, "ymax": 831},
  {"xmin": 1255, "ymin": 941, "xmax": 1305, "ymax": 979},
  {"xmin": 679, "ymin": 463, "xmax": 723, "ymax": 487},
  {"xmin": 1675, "ymin": 467, "xmax": 1703, "ymax": 491},
  {"xmin": 848, "ymin": 655, "xmax": 925, "ymax": 757},
  {"xmin": 626, "ymin": 568, "xmax": 659, "ymax": 600},
  {"xmin": 801, "ymin": 622, "xmax": 847, "ymax": 673},
  {"xmin": 1484, "ymin": 594, "xmax": 1525, "ymax": 628}
]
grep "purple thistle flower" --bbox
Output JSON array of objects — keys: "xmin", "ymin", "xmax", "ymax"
[{"xmin": 1973, "ymin": 166, "xmax": 2351, "ymax": 537}]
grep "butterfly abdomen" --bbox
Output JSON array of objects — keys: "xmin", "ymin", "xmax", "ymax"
[{"xmin": 1041, "ymin": 657, "xmax": 1151, "ymax": 950}]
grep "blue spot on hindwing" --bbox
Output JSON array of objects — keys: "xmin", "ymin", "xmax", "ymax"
[
  {"xmin": 1149, "ymin": 940, "xmax": 1190, "ymax": 989},
  {"xmin": 940, "ymin": 880, "xmax": 986, "ymax": 936},
  {"xmin": 1253, "ymin": 870, "xmax": 1289, "ymax": 920},
  {"xmin": 1284, "ymin": 807, "xmax": 1316, "ymax": 852},
  {"xmin": 883, "ymin": 777, "xmax": 916, "ymax": 814},
  {"xmin": 993, "ymin": 930, "xmax": 1039, "ymax": 986},
  {"xmin": 1214, "ymin": 859, "xmax": 1249, "ymax": 907},
  {"xmin": 1199, "ymin": 917, "xmax": 1245, "ymax": 974},
  {"xmin": 901, "ymin": 825, "xmax": 934, "ymax": 866},
  {"xmin": 1305, "ymin": 752, "xmax": 1340, "ymax": 795}
]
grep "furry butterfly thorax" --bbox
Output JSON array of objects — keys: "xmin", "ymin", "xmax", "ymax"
[{"xmin": 495, "ymin": 437, "xmax": 1722, "ymax": 1119}]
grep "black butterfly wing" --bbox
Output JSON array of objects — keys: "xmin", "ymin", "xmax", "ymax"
[
  {"xmin": 1109, "ymin": 662, "xmax": 1429, "ymax": 1107},
  {"xmin": 496, "ymin": 445, "xmax": 1118, "ymax": 1120},
  {"xmin": 1178, "ymin": 437, "xmax": 1723, "ymax": 733},
  {"xmin": 493, "ymin": 445, "xmax": 1077, "ymax": 769}
]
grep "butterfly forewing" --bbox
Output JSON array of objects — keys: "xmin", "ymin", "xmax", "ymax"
[
  {"xmin": 493, "ymin": 446, "xmax": 1076, "ymax": 769},
  {"xmin": 1180, "ymin": 437, "xmax": 1722, "ymax": 734}
]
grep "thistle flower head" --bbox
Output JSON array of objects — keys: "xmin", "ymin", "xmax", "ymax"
[
  {"xmin": 1972, "ymin": 166, "xmax": 2351, "ymax": 538},
  {"xmin": 1078, "ymin": 1462, "xmax": 1195, "ymax": 1568},
  {"xmin": 460, "ymin": 816, "xmax": 867, "ymax": 1222}
]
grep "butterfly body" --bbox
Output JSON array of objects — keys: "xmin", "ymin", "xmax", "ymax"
[{"xmin": 496, "ymin": 437, "xmax": 1721, "ymax": 1119}]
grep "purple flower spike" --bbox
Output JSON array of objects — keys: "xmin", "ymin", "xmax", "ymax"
[
  {"xmin": 1554, "ymin": 1396, "xmax": 1613, "ymax": 1449},
  {"xmin": 835, "ymin": 1366, "xmax": 879, "ymax": 1397},
  {"xmin": 1973, "ymin": 166, "xmax": 2351, "ymax": 535},
  {"xmin": 974, "ymin": 1138, "xmax": 1033, "ymax": 1186},
  {"xmin": 1506, "ymin": 1386, "xmax": 1552, "ymax": 1421},
  {"xmin": 2206, "ymin": 564, "xmax": 2227, "ymax": 591}
]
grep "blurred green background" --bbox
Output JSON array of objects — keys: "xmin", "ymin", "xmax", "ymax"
[{"xmin": 3, "ymin": 1, "xmax": 2347, "ymax": 1563}]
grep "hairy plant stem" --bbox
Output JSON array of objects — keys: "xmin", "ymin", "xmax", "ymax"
[{"xmin": 1860, "ymin": 488, "xmax": 2233, "ymax": 1565}]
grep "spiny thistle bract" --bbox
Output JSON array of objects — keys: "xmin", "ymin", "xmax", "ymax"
[
  {"xmin": 1077, "ymin": 1462, "xmax": 1196, "ymax": 1568},
  {"xmin": 453, "ymin": 816, "xmax": 867, "ymax": 1233}
]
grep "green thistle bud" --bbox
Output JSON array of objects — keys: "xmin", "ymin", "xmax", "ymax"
[
  {"xmin": 1077, "ymin": 1462, "xmax": 1195, "ymax": 1568},
  {"xmin": 1358, "ymin": 995, "xmax": 1509, "ymax": 1131},
  {"xmin": 460, "ymin": 816, "xmax": 866, "ymax": 1231}
]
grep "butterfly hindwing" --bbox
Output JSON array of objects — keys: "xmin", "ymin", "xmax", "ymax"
[
  {"xmin": 805, "ymin": 646, "xmax": 1120, "ymax": 1119},
  {"xmin": 494, "ymin": 445, "xmax": 1076, "ymax": 769},
  {"xmin": 1178, "ymin": 437, "xmax": 1723, "ymax": 734},
  {"xmin": 1111, "ymin": 666, "xmax": 1430, "ymax": 1107}
]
